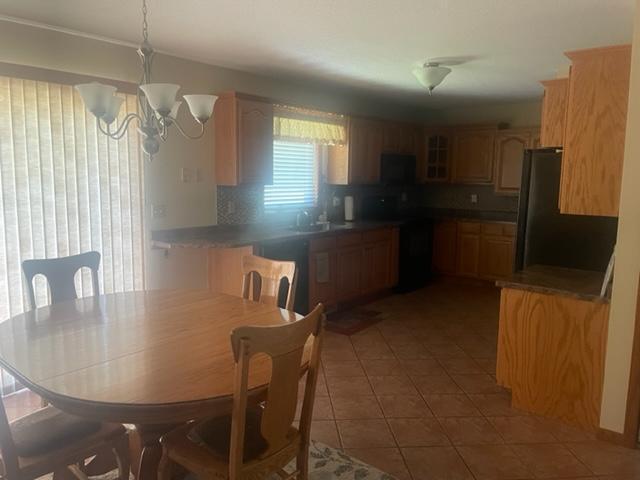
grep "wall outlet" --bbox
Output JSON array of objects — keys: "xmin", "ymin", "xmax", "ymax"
[
  {"xmin": 227, "ymin": 200, "xmax": 236, "ymax": 214},
  {"xmin": 181, "ymin": 167, "xmax": 193, "ymax": 183},
  {"xmin": 152, "ymin": 204, "xmax": 167, "ymax": 218},
  {"xmin": 470, "ymin": 194, "xmax": 478, "ymax": 204},
  {"xmin": 332, "ymin": 195, "xmax": 341, "ymax": 207}
]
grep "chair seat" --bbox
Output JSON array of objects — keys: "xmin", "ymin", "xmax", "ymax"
[
  {"xmin": 162, "ymin": 407, "xmax": 300, "ymax": 477},
  {"xmin": 187, "ymin": 406, "xmax": 269, "ymax": 462},
  {"xmin": 10, "ymin": 406, "xmax": 102, "ymax": 457}
]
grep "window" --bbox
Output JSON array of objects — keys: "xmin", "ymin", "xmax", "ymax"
[
  {"xmin": 0, "ymin": 76, "xmax": 145, "ymax": 394},
  {"xmin": 264, "ymin": 140, "xmax": 317, "ymax": 214}
]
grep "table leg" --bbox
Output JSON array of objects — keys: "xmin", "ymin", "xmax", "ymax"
[{"xmin": 131, "ymin": 424, "xmax": 179, "ymax": 480}]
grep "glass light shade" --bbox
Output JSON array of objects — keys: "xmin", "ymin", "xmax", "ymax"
[
  {"xmin": 183, "ymin": 94, "xmax": 218, "ymax": 123},
  {"xmin": 139, "ymin": 83, "xmax": 180, "ymax": 115},
  {"xmin": 102, "ymin": 96, "xmax": 125, "ymax": 125},
  {"xmin": 155, "ymin": 101, "xmax": 181, "ymax": 125},
  {"xmin": 75, "ymin": 83, "xmax": 117, "ymax": 117},
  {"xmin": 412, "ymin": 65, "xmax": 452, "ymax": 93}
]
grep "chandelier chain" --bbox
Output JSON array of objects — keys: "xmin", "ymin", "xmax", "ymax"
[{"xmin": 141, "ymin": 0, "xmax": 149, "ymax": 43}]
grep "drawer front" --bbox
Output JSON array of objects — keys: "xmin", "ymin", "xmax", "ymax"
[
  {"xmin": 458, "ymin": 221, "xmax": 481, "ymax": 233},
  {"xmin": 502, "ymin": 223, "xmax": 516, "ymax": 237},
  {"xmin": 363, "ymin": 228, "xmax": 392, "ymax": 244},
  {"xmin": 481, "ymin": 223, "xmax": 504, "ymax": 236},
  {"xmin": 309, "ymin": 235, "xmax": 336, "ymax": 252},
  {"xmin": 337, "ymin": 232, "xmax": 363, "ymax": 248}
]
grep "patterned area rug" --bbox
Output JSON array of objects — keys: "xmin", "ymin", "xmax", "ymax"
[
  {"xmin": 87, "ymin": 441, "xmax": 395, "ymax": 480},
  {"xmin": 325, "ymin": 309, "xmax": 383, "ymax": 336}
]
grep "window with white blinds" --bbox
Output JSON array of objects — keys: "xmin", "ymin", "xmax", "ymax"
[
  {"xmin": 264, "ymin": 140, "xmax": 317, "ymax": 214},
  {"xmin": 0, "ymin": 76, "xmax": 145, "ymax": 393}
]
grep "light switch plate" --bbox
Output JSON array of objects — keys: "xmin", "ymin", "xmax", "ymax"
[
  {"xmin": 470, "ymin": 194, "xmax": 478, "ymax": 204},
  {"xmin": 152, "ymin": 204, "xmax": 167, "ymax": 218},
  {"xmin": 181, "ymin": 167, "xmax": 193, "ymax": 183}
]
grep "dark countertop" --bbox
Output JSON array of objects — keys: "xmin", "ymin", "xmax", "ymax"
[
  {"xmin": 151, "ymin": 209, "xmax": 517, "ymax": 250},
  {"xmin": 151, "ymin": 220, "xmax": 405, "ymax": 249},
  {"xmin": 496, "ymin": 265, "xmax": 609, "ymax": 303}
]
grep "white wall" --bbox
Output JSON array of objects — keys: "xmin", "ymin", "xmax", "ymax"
[{"xmin": 600, "ymin": 0, "xmax": 640, "ymax": 433}]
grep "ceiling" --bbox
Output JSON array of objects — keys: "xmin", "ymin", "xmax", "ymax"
[{"xmin": 0, "ymin": 0, "xmax": 635, "ymax": 108}]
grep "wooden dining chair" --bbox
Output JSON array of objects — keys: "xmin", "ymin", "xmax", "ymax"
[
  {"xmin": 0, "ymin": 400, "xmax": 129, "ymax": 480},
  {"xmin": 21, "ymin": 251, "xmax": 101, "ymax": 310},
  {"xmin": 241, "ymin": 255, "xmax": 297, "ymax": 311},
  {"xmin": 158, "ymin": 303, "xmax": 325, "ymax": 480}
]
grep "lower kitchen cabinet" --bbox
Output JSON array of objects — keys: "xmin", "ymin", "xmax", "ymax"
[
  {"xmin": 432, "ymin": 220, "xmax": 457, "ymax": 274},
  {"xmin": 362, "ymin": 239, "xmax": 392, "ymax": 293},
  {"xmin": 433, "ymin": 219, "xmax": 516, "ymax": 281},
  {"xmin": 336, "ymin": 245, "xmax": 363, "ymax": 300},
  {"xmin": 456, "ymin": 223, "xmax": 482, "ymax": 277},
  {"xmin": 309, "ymin": 227, "xmax": 399, "ymax": 308}
]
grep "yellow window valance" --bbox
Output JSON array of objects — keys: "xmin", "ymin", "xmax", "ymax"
[{"xmin": 273, "ymin": 104, "xmax": 347, "ymax": 145}]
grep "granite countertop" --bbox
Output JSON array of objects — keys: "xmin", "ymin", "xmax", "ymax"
[
  {"xmin": 151, "ymin": 209, "xmax": 517, "ymax": 249},
  {"xmin": 151, "ymin": 220, "xmax": 405, "ymax": 249},
  {"xmin": 496, "ymin": 264, "xmax": 610, "ymax": 303}
]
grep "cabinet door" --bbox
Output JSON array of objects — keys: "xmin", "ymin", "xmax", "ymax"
[
  {"xmin": 424, "ymin": 134, "xmax": 450, "ymax": 182},
  {"xmin": 336, "ymin": 246, "xmax": 363, "ymax": 300},
  {"xmin": 479, "ymin": 235, "xmax": 515, "ymax": 279},
  {"xmin": 452, "ymin": 130, "xmax": 495, "ymax": 183},
  {"xmin": 494, "ymin": 132, "xmax": 530, "ymax": 195},
  {"xmin": 432, "ymin": 220, "xmax": 457, "ymax": 274},
  {"xmin": 309, "ymin": 249, "xmax": 336, "ymax": 307},
  {"xmin": 349, "ymin": 118, "xmax": 381, "ymax": 184},
  {"xmin": 362, "ymin": 241, "xmax": 391, "ymax": 293},
  {"xmin": 561, "ymin": 45, "xmax": 631, "ymax": 216},
  {"xmin": 540, "ymin": 78, "xmax": 568, "ymax": 148},
  {"xmin": 382, "ymin": 122, "xmax": 401, "ymax": 152},
  {"xmin": 237, "ymin": 99, "xmax": 274, "ymax": 184},
  {"xmin": 456, "ymin": 228, "xmax": 481, "ymax": 277}
]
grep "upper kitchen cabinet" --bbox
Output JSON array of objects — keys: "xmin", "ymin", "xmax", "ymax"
[
  {"xmin": 213, "ymin": 91, "xmax": 274, "ymax": 186},
  {"xmin": 382, "ymin": 122, "xmax": 419, "ymax": 155},
  {"xmin": 539, "ymin": 78, "xmax": 568, "ymax": 148},
  {"xmin": 560, "ymin": 45, "xmax": 631, "ymax": 217},
  {"xmin": 422, "ymin": 129, "xmax": 451, "ymax": 183},
  {"xmin": 494, "ymin": 128, "xmax": 538, "ymax": 195},
  {"xmin": 451, "ymin": 128, "xmax": 495, "ymax": 183},
  {"xmin": 327, "ymin": 117, "xmax": 383, "ymax": 184}
]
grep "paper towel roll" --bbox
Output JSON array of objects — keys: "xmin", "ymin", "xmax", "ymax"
[{"xmin": 344, "ymin": 195, "xmax": 354, "ymax": 221}]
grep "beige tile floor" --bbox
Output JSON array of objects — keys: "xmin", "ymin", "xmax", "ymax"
[
  {"xmin": 4, "ymin": 279, "xmax": 640, "ymax": 480},
  {"xmin": 297, "ymin": 279, "xmax": 640, "ymax": 480}
]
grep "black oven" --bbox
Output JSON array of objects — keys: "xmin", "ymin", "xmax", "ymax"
[{"xmin": 380, "ymin": 154, "xmax": 416, "ymax": 185}]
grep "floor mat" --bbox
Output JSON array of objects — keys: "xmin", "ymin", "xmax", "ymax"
[
  {"xmin": 85, "ymin": 440, "xmax": 395, "ymax": 480},
  {"xmin": 326, "ymin": 308, "xmax": 383, "ymax": 335}
]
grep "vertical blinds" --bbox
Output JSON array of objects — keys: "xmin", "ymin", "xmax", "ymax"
[
  {"xmin": 0, "ymin": 76, "xmax": 145, "ymax": 393},
  {"xmin": 264, "ymin": 140, "xmax": 317, "ymax": 214}
]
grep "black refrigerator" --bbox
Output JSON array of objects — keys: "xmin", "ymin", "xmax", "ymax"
[{"xmin": 515, "ymin": 148, "xmax": 618, "ymax": 272}]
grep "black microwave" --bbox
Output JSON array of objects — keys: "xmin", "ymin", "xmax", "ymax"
[{"xmin": 380, "ymin": 154, "xmax": 416, "ymax": 185}]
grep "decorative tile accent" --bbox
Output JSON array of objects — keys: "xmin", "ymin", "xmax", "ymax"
[{"xmin": 216, "ymin": 185, "xmax": 264, "ymax": 224}]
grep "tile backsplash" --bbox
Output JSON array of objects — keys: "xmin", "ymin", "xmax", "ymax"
[
  {"xmin": 217, "ymin": 185, "xmax": 264, "ymax": 224},
  {"xmin": 217, "ymin": 182, "xmax": 518, "ymax": 225}
]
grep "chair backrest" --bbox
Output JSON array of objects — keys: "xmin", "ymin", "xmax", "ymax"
[
  {"xmin": 0, "ymin": 400, "xmax": 19, "ymax": 479},
  {"xmin": 228, "ymin": 304, "xmax": 324, "ymax": 478},
  {"xmin": 241, "ymin": 255, "xmax": 297, "ymax": 311},
  {"xmin": 22, "ymin": 251, "xmax": 101, "ymax": 310}
]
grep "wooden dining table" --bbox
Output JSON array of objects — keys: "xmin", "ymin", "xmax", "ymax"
[{"xmin": 0, "ymin": 289, "xmax": 304, "ymax": 480}]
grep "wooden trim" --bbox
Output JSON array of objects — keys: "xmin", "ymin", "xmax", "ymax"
[
  {"xmin": 565, "ymin": 44, "xmax": 632, "ymax": 61},
  {"xmin": 0, "ymin": 61, "xmax": 138, "ymax": 93},
  {"xmin": 600, "ymin": 274, "xmax": 640, "ymax": 448}
]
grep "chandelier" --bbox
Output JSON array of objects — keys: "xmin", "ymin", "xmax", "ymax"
[{"xmin": 75, "ymin": 0, "xmax": 217, "ymax": 159}]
